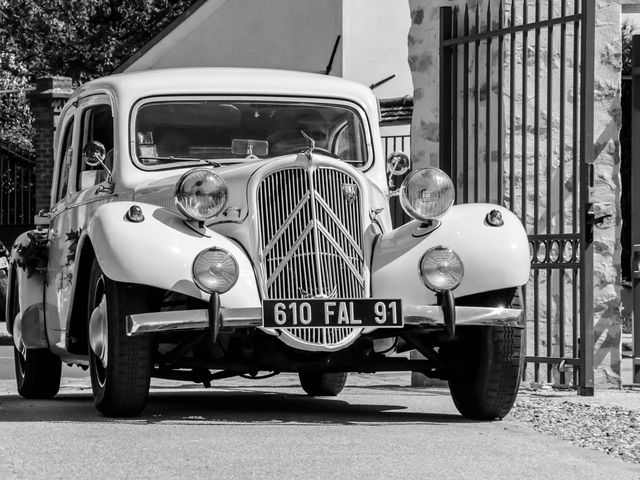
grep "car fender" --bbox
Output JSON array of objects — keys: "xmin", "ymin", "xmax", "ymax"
[
  {"xmin": 86, "ymin": 202, "xmax": 260, "ymax": 308},
  {"xmin": 371, "ymin": 204, "xmax": 530, "ymax": 305},
  {"xmin": 6, "ymin": 231, "xmax": 50, "ymax": 349}
]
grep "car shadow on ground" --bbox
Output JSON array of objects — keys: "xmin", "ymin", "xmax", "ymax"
[{"xmin": 0, "ymin": 387, "xmax": 474, "ymax": 425}]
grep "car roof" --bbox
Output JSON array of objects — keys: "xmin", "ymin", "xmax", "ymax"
[{"xmin": 73, "ymin": 68, "xmax": 378, "ymax": 110}]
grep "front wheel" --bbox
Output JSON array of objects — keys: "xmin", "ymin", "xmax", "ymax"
[
  {"xmin": 299, "ymin": 372, "xmax": 348, "ymax": 396},
  {"xmin": 88, "ymin": 259, "xmax": 152, "ymax": 417},
  {"xmin": 447, "ymin": 326, "xmax": 524, "ymax": 420}
]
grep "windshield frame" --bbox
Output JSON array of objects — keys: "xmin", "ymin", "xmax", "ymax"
[{"xmin": 129, "ymin": 95, "xmax": 374, "ymax": 172}]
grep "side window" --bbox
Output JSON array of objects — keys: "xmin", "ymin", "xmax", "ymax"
[
  {"xmin": 55, "ymin": 119, "xmax": 74, "ymax": 203},
  {"xmin": 77, "ymin": 104, "xmax": 113, "ymax": 191}
]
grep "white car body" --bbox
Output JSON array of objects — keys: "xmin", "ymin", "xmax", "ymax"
[{"xmin": 6, "ymin": 68, "xmax": 530, "ymax": 418}]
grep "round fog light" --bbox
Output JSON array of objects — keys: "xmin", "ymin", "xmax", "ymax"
[
  {"xmin": 419, "ymin": 246, "xmax": 464, "ymax": 292},
  {"xmin": 192, "ymin": 247, "xmax": 239, "ymax": 293}
]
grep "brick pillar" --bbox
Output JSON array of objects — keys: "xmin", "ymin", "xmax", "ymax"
[{"xmin": 27, "ymin": 76, "xmax": 73, "ymax": 213}]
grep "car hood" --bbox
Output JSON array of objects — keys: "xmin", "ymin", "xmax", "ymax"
[{"xmin": 132, "ymin": 152, "xmax": 382, "ymax": 226}]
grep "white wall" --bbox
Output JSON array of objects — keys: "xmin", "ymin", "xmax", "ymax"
[
  {"xmin": 125, "ymin": 0, "xmax": 343, "ymax": 75},
  {"xmin": 342, "ymin": 0, "xmax": 413, "ymax": 98}
]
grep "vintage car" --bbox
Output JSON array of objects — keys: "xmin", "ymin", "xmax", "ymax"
[{"xmin": 6, "ymin": 68, "xmax": 530, "ymax": 418}]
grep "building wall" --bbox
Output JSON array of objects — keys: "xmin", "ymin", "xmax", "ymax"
[
  {"xmin": 124, "ymin": 0, "xmax": 343, "ymax": 75},
  {"xmin": 342, "ymin": 0, "xmax": 413, "ymax": 98},
  {"xmin": 123, "ymin": 0, "xmax": 415, "ymax": 100}
]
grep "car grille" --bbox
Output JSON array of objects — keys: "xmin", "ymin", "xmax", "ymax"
[{"xmin": 256, "ymin": 166, "xmax": 366, "ymax": 348}]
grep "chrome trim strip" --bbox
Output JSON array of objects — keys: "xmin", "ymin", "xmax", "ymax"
[
  {"xmin": 126, "ymin": 305, "xmax": 524, "ymax": 337},
  {"xmin": 126, "ymin": 307, "xmax": 262, "ymax": 336},
  {"xmin": 404, "ymin": 305, "xmax": 524, "ymax": 328}
]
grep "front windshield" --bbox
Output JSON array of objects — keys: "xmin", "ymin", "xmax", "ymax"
[{"xmin": 134, "ymin": 100, "xmax": 368, "ymax": 169}]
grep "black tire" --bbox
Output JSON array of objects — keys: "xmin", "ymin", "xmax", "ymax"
[
  {"xmin": 299, "ymin": 372, "xmax": 348, "ymax": 396},
  {"xmin": 14, "ymin": 346, "xmax": 61, "ymax": 399},
  {"xmin": 87, "ymin": 259, "xmax": 152, "ymax": 417},
  {"xmin": 0, "ymin": 271, "xmax": 7, "ymax": 322},
  {"xmin": 447, "ymin": 326, "xmax": 524, "ymax": 420},
  {"xmin": 11, "ymin": 268, "xmax": 61, "ymax": 399}
]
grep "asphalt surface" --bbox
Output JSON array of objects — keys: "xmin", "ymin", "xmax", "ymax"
[{"xmin": 0, "ymin": 346, "xmax": 639, "ymax": 480}]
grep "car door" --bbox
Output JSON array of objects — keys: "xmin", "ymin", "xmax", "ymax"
[
  {"xmin": 45, "ymin": 105, "xmax": 76, "ymax": 349},
  {"xmin": 46, "ymin": 94, "xmax": 116, "ymax": 352}
]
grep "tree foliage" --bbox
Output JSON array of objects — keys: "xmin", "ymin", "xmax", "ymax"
[{"xmin": 0, "ymin": 0, "xmax": 194, "ymax": 148}]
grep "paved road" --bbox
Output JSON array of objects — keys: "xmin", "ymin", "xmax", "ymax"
[{"xmin": 0, "ymin": 346, "xmax": 638, "ymax": 480}]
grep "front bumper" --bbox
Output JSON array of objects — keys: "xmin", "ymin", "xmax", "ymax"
[{"xmin": 126, "ymin": 305, "xmax": 524, "ymax": 336}]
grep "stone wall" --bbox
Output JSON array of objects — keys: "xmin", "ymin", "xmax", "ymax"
[
  {"xmin": 591, "ymin": 0, "xmax": 623, "ymax": 387},
  {"xmin": 407, "ymin": 0, "xmax": 623, "ymax": 387}
]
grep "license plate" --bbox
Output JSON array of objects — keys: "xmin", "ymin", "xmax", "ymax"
[
  {"xmin": 262, "ymin": 299, "xmax": 402, "ymax": 328},
  {"xmin": 0, "ymin": 256, "xmax": 7, "ymax": 270}
]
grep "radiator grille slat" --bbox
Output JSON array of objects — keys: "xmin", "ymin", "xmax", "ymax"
[{"xmin": 256, "ymin": 166, "xmax": 366, "ymax": 348}]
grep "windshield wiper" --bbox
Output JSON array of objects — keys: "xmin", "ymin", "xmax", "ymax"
[{"xmin": 139, "ymin": 156, "xmax": 221, "ymax": 167}]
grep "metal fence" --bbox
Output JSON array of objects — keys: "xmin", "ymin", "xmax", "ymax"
[
  {"xmin": 439, "ymin": 0, "xmax": 595, "ymax": 394},
  {"xmin": 0, "ymin": 140, "xmax": 36, "ymax": 247},
  {"xmin": 381, "ymin": 134, "xmax": 410, "ymax": 159}
]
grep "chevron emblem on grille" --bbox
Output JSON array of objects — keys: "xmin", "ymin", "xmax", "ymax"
[
  {"xmin": 256, "ymin": 166, "xmax": 366, "ymax": 347},
  {"xmin": 258, "ymin": 167, "xmax": 366, "ymax": 300}
]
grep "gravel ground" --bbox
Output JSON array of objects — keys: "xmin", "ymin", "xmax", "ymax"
[{"xmin": 510, "ymin": 387, "xmax": 640, "ymax": 465}]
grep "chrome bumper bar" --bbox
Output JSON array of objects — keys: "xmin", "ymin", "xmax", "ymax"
[{"xmin": 126, "ymin": 305, "xmax": 524, "ymax": 336}]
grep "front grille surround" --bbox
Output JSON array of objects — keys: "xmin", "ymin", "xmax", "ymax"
[{"xmin": 252, "ymin": 159, "xmax": 370, "ymax": 351}]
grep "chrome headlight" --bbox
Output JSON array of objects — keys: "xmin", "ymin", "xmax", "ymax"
[
  {"xmin": 400, "ymin": 168, "xmax": 455, "ymax": 222},
  {"xmin": 419, "ymin": 246, "xmax": 464, "ymax": 292},
  {"xmin": 192, "ymin": 247, "xmax": 239, "ymax": 294},
  {"xmin": 175, "ymin": 168, "xmax": 227, "ymax": 222}
]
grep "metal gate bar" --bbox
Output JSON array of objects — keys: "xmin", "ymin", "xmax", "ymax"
[
  {"xmin": 631, "ymin": 36, "xmax": 640, "ymax": 384},
  {"xmin": 439, "ymin": 0, "xmax": 595, "ymax": 394}
]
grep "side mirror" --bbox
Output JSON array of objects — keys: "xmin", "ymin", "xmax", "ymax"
[
  {"xmin": 83, "ymin": 140, "xmax": 106, "ymax": 167},
  {"xmin": 82, "ymin": 141, "xmax": 112, "ymax": 182},
  {"xmin": 386, "ymin": 151, "xmax": 411, "ymax": 191}
]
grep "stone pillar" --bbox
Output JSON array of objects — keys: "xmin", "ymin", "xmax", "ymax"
[
  {"xmin": 590, "ymin": 0, "xmax": 623, "ymax": 387},
  {"xmin": 27, "ymin": 76, "xmax": 73, "ymax": 213}
]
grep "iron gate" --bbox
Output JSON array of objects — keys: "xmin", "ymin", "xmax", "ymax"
[{"xmin": 439, "ymin": 0, "xmax": 595, "ymax": 394}]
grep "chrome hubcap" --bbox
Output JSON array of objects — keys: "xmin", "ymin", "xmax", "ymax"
[{"xmin": 89, "ymin": 277, "xmax": 108, "ymax": 371}]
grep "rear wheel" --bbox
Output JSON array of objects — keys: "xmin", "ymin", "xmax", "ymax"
[
  {"xmin": 447, "ymin": 325, "xmax": 524, "ymax": 420},
  {"xmin": 299, "ymin": 372, "xmax": 348, "ymax": 396},
  {"xmin": 11, "ymin": 272, "xmax": 61, "ymax": 399},
  {"xmin": 14, "ymin": 347, "xmax": 61, "ymax": 399},
  {"xmin": 88, "ymin": 259, "xmax": 152, "ymax": 417}
]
